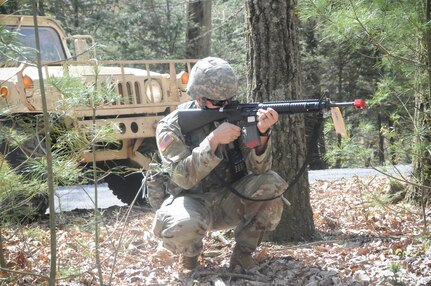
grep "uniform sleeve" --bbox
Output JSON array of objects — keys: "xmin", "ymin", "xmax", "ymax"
[
  {"xmin": 242, "ymin": 136, "xmax": 273, "ymax": 174},
  {"xmin": 156, "ymin": 112, "xmax": 223, "ymax": 190}
]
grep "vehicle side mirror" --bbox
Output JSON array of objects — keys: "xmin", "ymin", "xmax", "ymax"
[
  {"xmin": 74, "ymin": 38, "xmax": 90, "ymax": 61},
  {"xmin": 70, "ymin": 35, "xmax": 96, "ymax": 61}
]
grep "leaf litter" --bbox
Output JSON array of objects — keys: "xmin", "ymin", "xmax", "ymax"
[{"xmin": 1, "ymin": 175, "xmax": 430, "ymax": 285}]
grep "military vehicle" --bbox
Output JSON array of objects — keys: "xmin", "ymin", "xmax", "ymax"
[{"xmin": 0, "ymin": 14, "xmax": 195, "ymax": 205}]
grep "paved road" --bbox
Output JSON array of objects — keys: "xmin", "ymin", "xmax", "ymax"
[
  {"xmin": 308, "ymin": 164, "xmax": 412, "ymax": 182},
  {"xmin": 51, "ymin": 164, "xmax": 412, "ymax": 213},
  {"xmin": 51, "ymin": 183, "xmax": 126, "ymax": 213}
]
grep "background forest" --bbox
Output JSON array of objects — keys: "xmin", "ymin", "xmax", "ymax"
[{"xmin": 1, "ymin": 0, "xmax": 413, "ymax": 170}]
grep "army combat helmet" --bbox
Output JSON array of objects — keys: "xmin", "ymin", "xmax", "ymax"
[{"xmin": 186, "ymin": 57, "xmax": 238, "ymax": 102}]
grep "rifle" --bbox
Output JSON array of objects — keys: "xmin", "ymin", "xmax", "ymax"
[{"xmin": 178, "ymin": 98, "xmax": 366, "ymax": 148}]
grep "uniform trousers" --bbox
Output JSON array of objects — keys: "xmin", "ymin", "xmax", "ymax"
[{"xmin": 152, "ymin": 170, "xmax": 287, "ymax": 256}]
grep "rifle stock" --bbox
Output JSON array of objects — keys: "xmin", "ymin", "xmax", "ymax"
[{"xmin": 178, "ymin": 109, "xmax": 232, "ymax": 134}]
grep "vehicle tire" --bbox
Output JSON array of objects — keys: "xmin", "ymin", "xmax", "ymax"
[
  {"xmin": 1, "ymin": 115, "xmax": 47, "ymax": 171},
  {"xmin": 101, "ymin": 159, "xmax": 147, "ymax": 206},
  {"xmin": 0, "ymin": 116, "xmax": 49, "ymax": 218}
]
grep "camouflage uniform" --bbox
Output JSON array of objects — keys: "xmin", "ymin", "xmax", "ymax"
[{"xmin": 151, "ymin": 100, "xmax": 288, "ymax": 257}]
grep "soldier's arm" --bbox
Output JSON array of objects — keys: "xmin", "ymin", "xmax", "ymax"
[
  {"xmin": 242, "ymin": 107, "xmax": 276, "ymax": 173},
  {"xmin": 207, "ymin": 122, "xmax": 241, "ymax": 151},
  {"xmin": 156, "ymin": 116, "xmax": 223, "ymax": 190},
  {"xmin": 242, "ymin": 136, "xmax": 273, "ymax": 174}
]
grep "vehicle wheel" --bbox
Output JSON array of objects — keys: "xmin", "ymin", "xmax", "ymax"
[
  {"xmin": 0, "ymin": 116, "xmax": 49, "ymax": 217},
  {"xmin": 1, "ymin": 116, "xmax": 47, "ymax": 170},
  {"xmin": 0, "ymin": 192, "xmax": 49, "ymax": 223},
  {"xmin": 101, "ymin": 160, "xmax": 147, "ymax": 206}
]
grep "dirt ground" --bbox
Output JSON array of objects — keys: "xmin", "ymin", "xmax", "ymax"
[{"xmin": 1, "ymin": 176, "xmax": 430, "ymax": 285}]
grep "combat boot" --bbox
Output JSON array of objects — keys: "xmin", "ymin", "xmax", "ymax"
[
  {"xmin": 179, "ymin": 254, "xmax": 199, "ymax": 271},
  {"xmin": 229, "ymin": 245, "xmax": 257, "ymax": 271}
]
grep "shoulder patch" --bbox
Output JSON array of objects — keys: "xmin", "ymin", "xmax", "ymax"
[{"xmin": 159, "ymin": 133, "xmax": 175, "ymax": 152}]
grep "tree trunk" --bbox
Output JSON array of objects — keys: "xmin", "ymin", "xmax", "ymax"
[
  {"xmin": 388, "ymin": 116, "xmax": 396, "ymax": 164},
  {"xmin": 38, "ymin": 0, "xmax": 45, "ymax": 15},
  {"xmin": 377, "ymin": 113, "xmax": 385, "ymax": 165},
  {"xmin": 0, "ymin": 228, "xmax": 6, "ymax": 269},
  {"xmin": 31, "ymin": 4, "xmax": 57, "ymax": 285},
  {"xmin": 245, "ymin": 0, "xmax": 315, "ymax": 241},
  {"xmin": 72, "ymin": 0, "xmax": 79, "ymax": 28},
  {"xmin": 0, "ymin": 0, "xmax": 19, "ymax": 14},
  {"xmin": 407, "ymin": 0, "xmax": 431, "ymax": 206},
  {"xmin": 185, "ymin": 0, "xmax": 212, "ymax": 59}
]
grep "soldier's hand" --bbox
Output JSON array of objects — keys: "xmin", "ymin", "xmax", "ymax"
[
  {"xmin": 209, "ymin": 122, "xmax": 241, "ymax": 149},
  {"xmin": 257, "ymin": 108, "xmax": 278, "ymax": 134}
]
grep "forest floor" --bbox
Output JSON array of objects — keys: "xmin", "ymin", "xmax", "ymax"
[{"xmin": 1, "ymin": 175, "xmax": 430, "ymax": 286}]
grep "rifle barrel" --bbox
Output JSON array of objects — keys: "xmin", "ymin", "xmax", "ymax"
[
  {"xmin": 331, "ymin": 99, "xmax": 366, "ymax": 109},
  {"xmin": 330, "ymin": 101, "xmax": 355, "ymax": 107}
]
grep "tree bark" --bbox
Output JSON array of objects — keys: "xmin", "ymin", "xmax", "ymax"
[
  {"xmin": 407, "ymin": 0, "xmax": 431, "ymax": 207},
  {"xmin": 185, "ymin": 0, "xmax": 212, "ymax": 59},
  {"xmin": 245, "ymin": 0, "xmax": 315, "ymax": 241},
  {"xmin": 0, "ymin": 228, "xmax": 6, "ymax": 269}
]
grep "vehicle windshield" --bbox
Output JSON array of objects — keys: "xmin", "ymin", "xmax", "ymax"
[{"xmin": 3, "ymin": 26, "xmax": 67, "ymax": 63}]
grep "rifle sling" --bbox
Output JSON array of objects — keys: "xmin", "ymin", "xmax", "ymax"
[
  {"xmin": 284, "ymin": 112, "xmax": 324, "ymax": 193},
  {"xmin": 214, "ymin": 172, "xmax": 282, "ymax": 202},
  {"xmin": 214, "ymin": 112, "xmax": 323, "ymax": 202}
]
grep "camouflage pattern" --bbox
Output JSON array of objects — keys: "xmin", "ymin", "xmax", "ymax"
[
  {"xmin": 145, "ymin": 174, "xmax": 168, "ymax": 211},
  {"xmin": 151, "ymin": 97, "xmax": 288, "ymax": 257},
  {"xmin": 186, "ymin": 57, "xmax": 238, "ymax": 100},
  {"xmin": 146, "ymin": 171, "xmax": 183, "ymax": 211}
]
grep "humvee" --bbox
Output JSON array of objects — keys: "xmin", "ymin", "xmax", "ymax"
[{"xmin": 0, "ymin": 14, "xmax": 195, "ymax": 205}]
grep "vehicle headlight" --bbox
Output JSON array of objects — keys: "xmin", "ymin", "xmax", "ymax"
[
  {"xmin": 146, "ymin": 79, "xmax": 162, "ymax": 103},
  {"xmin": 177, "ymin": 71, "xmax": 189, "ymax": 91},
  {"xmin": 1, "ymin": 86, "xmax": 9, "ymax": 98}
]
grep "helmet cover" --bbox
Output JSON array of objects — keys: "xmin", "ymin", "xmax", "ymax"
[{"xmin": 186, "ymin": 57, "xmax": 238, "ymax": 100}]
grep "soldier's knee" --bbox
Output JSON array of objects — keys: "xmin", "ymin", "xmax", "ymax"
[
  {"xmin": 261, "ymin": 171, "xmax": 288, "ymax": 196},
  {"xmin": 262, "ymin": 170, "xmax": 286, "ymax": 184},
  {"xmin": 244, "ymin": 171, "xmax": 287, "ymax": 199},
  {"xmin": 154, "ymin": 215, "xmax": 208, "ymax": 241}
]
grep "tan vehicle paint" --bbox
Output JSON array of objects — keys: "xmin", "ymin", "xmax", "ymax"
[{"xmin": 0, "ymin": 14, "xmax": 196, "ymax": 204}]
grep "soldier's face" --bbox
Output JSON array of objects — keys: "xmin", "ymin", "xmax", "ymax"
[{"xmin": 198, "ymin": 98, "xmax": 228, "ymax": 109}]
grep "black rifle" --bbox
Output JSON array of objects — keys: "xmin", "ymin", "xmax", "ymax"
[{"xmin": 178, "ymin": 98, "xmax": 366, "ymax": 148}]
